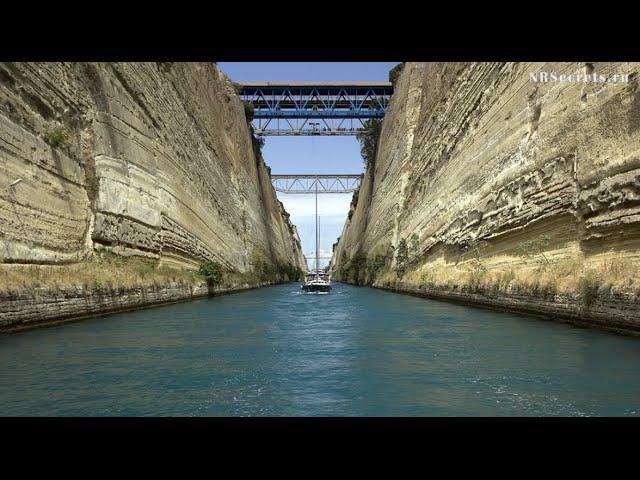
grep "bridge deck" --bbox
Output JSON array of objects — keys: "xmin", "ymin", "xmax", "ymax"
[{"xmin": 238, "ymin": 82, "xmax": 392, "ymax": 89}]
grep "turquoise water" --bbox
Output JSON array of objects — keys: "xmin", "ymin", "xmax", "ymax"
[{"xmin": 2, "ymin": 282, "xmax": 640, "ymax": 416}]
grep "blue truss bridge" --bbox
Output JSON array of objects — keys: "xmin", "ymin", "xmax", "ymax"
[
  {"xmin": 238, "ymin": 82, "xmax": 393, "ymax": 136},
  {"xmin": 271, "ymin": 174, "xmax": 362, "ymax": 194}
]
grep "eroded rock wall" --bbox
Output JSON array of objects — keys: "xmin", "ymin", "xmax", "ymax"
[
  {"xmin": 333, "ymin": 62, "xmax": 640, "ymax": 333},
  {"xmin": 0, "ymin": 62, "xmax": 305, "ymax": 272}
]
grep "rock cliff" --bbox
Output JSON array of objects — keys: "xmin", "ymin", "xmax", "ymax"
[
  {"xmin": 0, "ymin": 62, "xmax": 305, "ymax": 330},
  {"xmin": 333, "ymin": 62, "xmax": 640, "ymax": 334},
  {"xmin": 0, "ymin": 62, "xmax": 305, "ymax": 272}
]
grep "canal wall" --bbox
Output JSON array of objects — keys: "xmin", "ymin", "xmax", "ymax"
[
  {"xmin": 0, "ymin": 62, "xmax": 306, "ymax": 330},
  {"xmin": 0, "ymin": 279, "xmax": 285, "ymax": 334},
  {"xmin": 332, "ymin": 62, "xmax": 640, "ymax": 334},
  {"xmin": 0, "ymin": 62, "xmax": 305, "ymax": 272},
  {"xmin": 376, "ymin": 280, "xmax": 640, "ymax": 336}
]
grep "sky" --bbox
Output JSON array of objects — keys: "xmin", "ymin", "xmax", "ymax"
[{"xmin": 217, "ymin": 62, "xmax": 399, "ymax": 269}]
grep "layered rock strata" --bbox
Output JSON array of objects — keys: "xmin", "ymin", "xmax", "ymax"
[
  {"xmin": 0, "ymin": 62, "xmax": 305, "ymax": 330},
  {"xmin": 333, "ymin": 62, "xmax": 640, "ymax": 334}
]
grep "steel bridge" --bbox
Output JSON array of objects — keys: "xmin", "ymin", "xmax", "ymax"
[
  {"xmin": 239, "ymin": 82, "xmax": 393, "ymax": 136},
  {"xmin": 271, "ymin": 174, "xmax": 362, "ymax": 194}
]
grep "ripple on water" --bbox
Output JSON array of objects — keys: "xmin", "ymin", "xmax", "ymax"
[{"xmin": 2, "ymin": 282, "xmax": 640, "ymax": 416}]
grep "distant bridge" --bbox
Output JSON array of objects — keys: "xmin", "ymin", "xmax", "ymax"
[
  {"xmin": 238, "ymin": 82, "xmax": 393, "ymax": 136},
  {"xmin": 271, "ymin": 174, "xmax": 362, "ymax": 194}
]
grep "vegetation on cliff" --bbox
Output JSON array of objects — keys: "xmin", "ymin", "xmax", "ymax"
[
  {"xmin": 0, "ymin": 249, "xmax": 303, "ymax": 296},
  {"xmin": 242, "ymin": 100, "xmax": 273, "ymax": 177},
  {"xmin": 346, "ymin": 117, "xmax": 380, "ymax": 224},
  {"xmin": 395, "ymin": 239, "xmax": 408, "ymax": 278},
  {"xmin": 347, "ymin": 183, "xmax": 361, "ymax": 220},
  {"xmin": 340, "ymin": 252, "xmax": 367, "ymax": 284},
  {"xmin": 337, "ymin": 246, "xmax": 393, "ymax": 286},
  {"xmin": 43, "ymin": 125, "xmax": 70, "ymax": 149},
  {"xmin": 356, "ymin": 119, "xmax": 382, "ymax": 168},
  {"xmin": 388, "ymin": 62, "xmax": 405, "ymax": 86},
  {"xmin": 244, "ymin": 104, "xmax": 264, "ymax": 160},
  {"xmin": 335, "ymin": 230, "xmax": 639, "ymax": 306},
  {"xmin": 247, "ymin": 249, "xmax": 303, "ymax": 283},
  {"xmin": 0, "ymin": 254, "xmax": 203, "ymax": 295},
  {"xmin": 334, "ymin": 61, "xmax": 640, "ymax": 325},
  {"xmin": 0, "ymin": 62, "xmax": 306, "ymax": 333},
  {"xmin": 243, "ymin": 101, "xmax": 255, "ymax": 122},
  {"xmin": 198, "ymin": 261, "xmax": 224, "ymax": 287}
]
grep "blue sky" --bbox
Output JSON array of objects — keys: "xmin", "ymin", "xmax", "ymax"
[{"xmin": 218, "ymin": 62, "xmax": 398, "ymax": 269}]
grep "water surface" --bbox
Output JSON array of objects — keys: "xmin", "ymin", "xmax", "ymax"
[{"xmin": 2, "ymin": 283, "xmax": 640, "ymax": 416}]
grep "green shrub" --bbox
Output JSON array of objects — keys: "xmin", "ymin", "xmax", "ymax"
[
  {"xmin": 465, "ymin": 238, "xmax": 487, "ymax": 274},
  {"xmin": 256, "ymin": 259, "xmax": 276, "ymax": 281},
  {"xmin": 389, "ymin": 63, "xmax": 405, "ymax": 86},
  {"xmin": 277, "ymin": 262, "xmax": 303, "ymax": 282},
  {"xmin": 43, "ymin": 126, "xmax": 69, "ymax": 148},
  {"xmin": 409, "ymin": 233, "xmax": 420, "ymax": 262},
  {"xmin": 368, "ymin": 253, "xmax": 391, "ymax": 281},
  {"xmin": 356, "ymin": 119, "xmax": 382, "ymax": 168},
  {"xmin": 251, "ymin": 130, "xmax": 265, "ymax": 163},
  {"xmin": 198, "ymin": 261, "xmax": 224, "ymax": 286},
  {"xmin": 250, "ymin": 255, "xmax": 302, "ymax": 283},
  {"xmin": 351, "ymin": 186, "xmax": 360, "ymax": 209},
  {"xmin": 338, "ymin": 251, "xmax": 348, "ymax": 279},
  {"xmin": 243, "ymin": 102, "xmax": 255, "ymax": 122},
  {"xmin": 516, "ymin": 235, "xmax": 552, "ymax": 268},
  {"xmin": 346, "ymin": 183, "xmax": 364, "ymax": 222},
  {"xmin": 395, "ymin": 238, "xmax": 409, "ymax": 278},
  {"xmin": 578, "ymin": 269, "xmax": 599, "ymax": 307},
  {"xmin": 343, "ymin": 253, "xmax": 367, "ymax": 284}
]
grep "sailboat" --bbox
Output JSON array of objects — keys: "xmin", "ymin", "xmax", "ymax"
[{"xmin": 301, "ymin": 178, "xmax": 332, "ymax": 294}]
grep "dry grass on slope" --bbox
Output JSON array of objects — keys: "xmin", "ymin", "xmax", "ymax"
[
  {"xmin": 0, "ymin": 254, "xmax": 204, "ymax": 295},
  {"xmin": 395, "ymin": 256, "xmax": 640, "ymax": 298}
]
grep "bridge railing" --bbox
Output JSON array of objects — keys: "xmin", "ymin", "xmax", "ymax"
[
  {"xmin": 257, "ymin": 129, "xmax": 360, "ymax": 136},
  {"xmin": 253, "ymin": 109, "xmax": 386, "ymax": 119}
]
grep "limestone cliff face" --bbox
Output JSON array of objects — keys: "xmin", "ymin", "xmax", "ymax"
[
  {"xmin": 333, "ymin": 62, "xmax": 640, "ymax": 330},
  {"xmin": 0, "ymin": 62, "xmax": 305, "ymax": 273}
]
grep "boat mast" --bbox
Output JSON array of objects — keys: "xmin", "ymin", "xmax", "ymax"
[{"xmin": 315, "ymin": 176, "xmax": 319, "ymax": 281}]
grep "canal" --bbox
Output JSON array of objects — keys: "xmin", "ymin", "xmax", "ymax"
[{"xmin": 2, "ymin": 283, "xmax": 640, "ymax": 416}]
